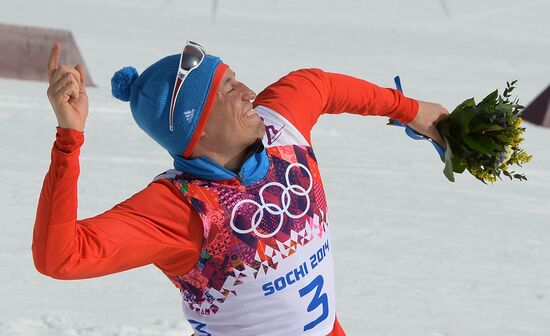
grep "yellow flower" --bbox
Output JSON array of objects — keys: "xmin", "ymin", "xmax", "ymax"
[{"xmin": 503, "ymin": 145, "xmax": 513, "ymax": 162}]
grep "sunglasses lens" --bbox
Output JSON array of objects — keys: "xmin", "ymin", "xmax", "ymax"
[
  {"xmin": 169, "ymin": 42, "xmax": 206, "ymax": 132},
  {"xmin": 181, "ymin": 45, "xmax": 204, "ymax": 70}
]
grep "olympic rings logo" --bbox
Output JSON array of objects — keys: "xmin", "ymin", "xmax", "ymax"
[{"xmin": 230, "ymin": 163, "xmax": 313, "ymax": 238}]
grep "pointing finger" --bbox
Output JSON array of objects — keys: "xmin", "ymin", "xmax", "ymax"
[{"xmin": 48, "ymin": 42, "xmax": 61, "ymax": 83}]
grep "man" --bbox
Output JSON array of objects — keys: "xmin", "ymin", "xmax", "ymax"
[{"xmin": 33, "ymin": 41, "xmax": 448, "ymax": 335}]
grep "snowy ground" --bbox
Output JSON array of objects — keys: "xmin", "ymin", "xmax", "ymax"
[{"xmin": 1, "ymin": 0, "xmax": 549, "ymax": 335}]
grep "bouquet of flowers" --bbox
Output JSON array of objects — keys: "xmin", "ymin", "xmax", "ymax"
[{"xmin": 436, "ymin": 81, "xmax": 532, "ymax": 183}]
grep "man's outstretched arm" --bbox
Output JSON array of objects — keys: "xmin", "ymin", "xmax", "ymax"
[{"xmin": 254, "ymin": 68, "xmax": 448, "ymax": 147}]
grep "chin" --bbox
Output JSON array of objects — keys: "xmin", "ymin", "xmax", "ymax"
[{"xmin": 257, "ymin": 122, "xmax": 266, "ymax": 139}]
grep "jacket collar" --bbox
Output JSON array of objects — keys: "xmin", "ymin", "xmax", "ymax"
[{"xmin": 170, "ymin": 142, "xmax": 270, "ymax": 186}]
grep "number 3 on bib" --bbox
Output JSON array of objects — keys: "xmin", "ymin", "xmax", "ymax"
[{"xmin": 299, "ymin": 275, "xmax": 329, "ymax": 331}]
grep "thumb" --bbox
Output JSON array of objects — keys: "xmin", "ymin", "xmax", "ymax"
[{"xmin": 75, "ymin": 64, "xmax": 86, "ymax": 86}]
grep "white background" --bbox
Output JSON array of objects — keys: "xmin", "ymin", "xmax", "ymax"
[{"xmin": 1, "ymin": 0, "xmax": 549, "ymax": 334}]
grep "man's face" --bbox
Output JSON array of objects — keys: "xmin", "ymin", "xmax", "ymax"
[{"xmin": 197, "ymin": 68, "xmax": 265, "ymax": 155}]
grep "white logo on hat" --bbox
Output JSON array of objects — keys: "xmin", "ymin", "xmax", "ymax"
[{"xmin": 183, "ymin": 109, "xmax": 195, "ymax": 123}]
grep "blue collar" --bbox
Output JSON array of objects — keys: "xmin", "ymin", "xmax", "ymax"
[{"xmin": 170, "ymin": 142, "xmax": 270, "ymax": 186}]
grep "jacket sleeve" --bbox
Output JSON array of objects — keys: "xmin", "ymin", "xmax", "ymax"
[
  {"xmin": 32, "ymin": 128, "xmax": 204, "ymax": 280},
  {"xmin": 253, "ymin": 68, "xmax": 419, "ymax": 145}
]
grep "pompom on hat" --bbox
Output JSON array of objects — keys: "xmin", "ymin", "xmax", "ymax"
[{"xmin": 111, "ymin": 48, "xmax": 228, "ymax": 158}]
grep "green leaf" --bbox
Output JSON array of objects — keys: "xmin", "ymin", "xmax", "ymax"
[
  {"xmin": 469, "ymin": 122, "xmax": 490, "ymax": 133},
  {"xmin": 495, "ymin": 134, "xmax": 512, "ymax": 144},
  {"xmin": 502, "ymin": 170, "xmax": 513, "ymax": 180},
  {"xmin": 478, "ymin": 90, "xmax": 499, "ymax": 107},
  {"xmin": 436, "ymin": 119, "xmax": 451, "ymax": 138},
  {"xmin": 451, "ymin": 155, "xmax": 467, "ymax": 173},
  {"xmin": 513, "ymin": 173, "xmax": 527, "ymax": 181},
  {"xmin": 454, "ymin": 108, "xmax": 476, "ymax": 137},
  {"xmin": 495, "ymin": 103, "xmax": 515, "ymax": 114},
  {"xmin": 484, "ymin": 124, "xmax": 505, "ymax": 132},
  {"xmin": 443, "ymin": 137, "xmax": 455, "ymax": 182},
  {"xmin": 450, "ymin": 121, "xmax": 463, "ymax": 139},
  {"xmin": 463, "ymin": 135, "xmax": 495, "ymax": 155},
  {"xmin": 450, "ymin": 142, "xmax": 467, "ymax": 158},
  {"xmin": 451, "ymin": 98, "xmax": 476, "ymax": 115},
  {"xmin": 493, "ymin": 142, "xmax": 504, "ymax": 152},
  {"xmin": 469, "ymin": 169, "xmax": 488, "ymax": 185}
]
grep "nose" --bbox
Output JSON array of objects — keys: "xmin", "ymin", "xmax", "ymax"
[{"xmin": 238, "ymin": 82, "xmax": 256, "ymax": 101}]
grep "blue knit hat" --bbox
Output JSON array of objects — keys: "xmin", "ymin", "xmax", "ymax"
[{"xmin": 111, "ymin": 52, "xmax": 228, "ymax": 157}]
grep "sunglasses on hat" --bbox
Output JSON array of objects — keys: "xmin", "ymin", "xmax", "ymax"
[{"xmin": 169, "ymin": 41, "xmax": 206, "ymax": 132}]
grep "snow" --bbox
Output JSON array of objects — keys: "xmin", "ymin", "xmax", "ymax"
[{"xmin": 1, "ymin": 0, "xmax": 549, "ymax": 335}]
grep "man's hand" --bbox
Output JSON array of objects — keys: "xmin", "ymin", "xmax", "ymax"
[
  {"xmin": 46, "ymin": 42, "xmax": 89, "ymax": 132},
  {"xmin": 408, "ymin": 101, "xmax": 449, "ymax": 149}
]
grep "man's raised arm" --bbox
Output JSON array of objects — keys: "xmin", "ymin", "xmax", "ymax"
[{"xmin": 32, "ymin": 44, "xmax": 203, "ymax": 280}]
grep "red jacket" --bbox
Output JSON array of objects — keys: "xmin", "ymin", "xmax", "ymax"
[{"xmin": 32, "ymin": 68, "xmax": 418, "ymax": 335}]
